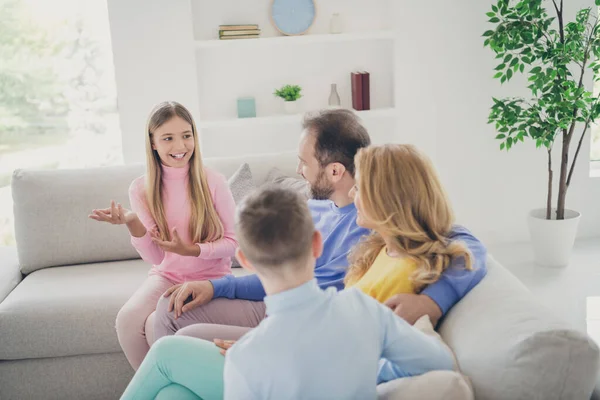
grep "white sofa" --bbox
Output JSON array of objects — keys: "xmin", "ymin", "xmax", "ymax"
[{"xmin": 0, "ymin": 152, "xmax": 598, "ymax": 400}]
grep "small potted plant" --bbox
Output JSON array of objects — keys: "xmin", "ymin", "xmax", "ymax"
[{"xmin": 274, "ymin": 84, "xmax": 302, "ymax": 114}]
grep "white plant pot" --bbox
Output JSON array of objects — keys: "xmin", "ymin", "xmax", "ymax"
[
  {"xmin": 527, "ymin": 208, "xmax": 581, "ymax": 268},
  {"xmin": 283, "ymin": 100, "xmax": 298, "ymax": 114}
]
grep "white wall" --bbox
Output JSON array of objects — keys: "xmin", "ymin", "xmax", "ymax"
[
  {"xmin": 393, "ymin": 0, "xmax": 600, "ymax": 244},
  {"xmin": 108, "ymin": 0, "xmax": 600, "ymax": 245},
  {"xmin": 106, "ymin": 0, "xmax": 200, "ymax": 164}
]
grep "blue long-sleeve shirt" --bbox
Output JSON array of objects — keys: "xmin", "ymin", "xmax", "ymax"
[
  {"xmin": 224, "ymin": 280, "xmax": 454, "ymax": 400},
  {"xmin": 211, "ymin": 199, "xmax": 488, "ymax": 316}
]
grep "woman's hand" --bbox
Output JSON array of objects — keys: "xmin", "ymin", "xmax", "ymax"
[
  {"xmin": 213, "ymin": 339, "xmax": 236, "ymax": 356},
  {"xmin": 89, "ymin": 201, "xmax": 137, "ymax": 225},
  {"xmin": 151, "ymin": 227, "xmax": 201, "ymax": 257}
]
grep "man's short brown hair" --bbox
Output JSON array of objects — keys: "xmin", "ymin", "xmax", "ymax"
[
  {"xmin": 302, "ymin": 109, "xmax": 371, "ymax": 176},
  {"xmin": 236, "ymin": 186, "xmax": 315, "ymax": 268}
]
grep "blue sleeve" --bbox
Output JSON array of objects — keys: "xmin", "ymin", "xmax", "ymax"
[
  {"xmin": 209, "ymin": 274, "xmax": 266, "ymax": 301},
  {"xmin": 378, "ymin": 300, "xmax": 454, "ymax": 381},
  {"xmin": 421, "ymin": 225, "xmax": 488, "ymax": 315}
]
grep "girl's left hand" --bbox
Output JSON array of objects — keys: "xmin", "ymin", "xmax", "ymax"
[{"xmin": 152, "ymin": 227, "xmax": 200, "ymax": 257}]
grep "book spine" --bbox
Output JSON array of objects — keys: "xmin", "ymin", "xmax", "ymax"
[
  {"xmin": 351, "ymin": 72, "xmax": 363, "ymax": 111},
  {"xmin": 361, "ymin": 71, "xmax": 370, "ymax": 111}
]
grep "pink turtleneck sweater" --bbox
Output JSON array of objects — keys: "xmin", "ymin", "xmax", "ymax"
[{"xmin": 128, "ymin": 163, "xmax": 237, "ymax": 283}]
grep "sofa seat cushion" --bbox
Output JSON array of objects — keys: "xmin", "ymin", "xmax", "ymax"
[
  {"xmin": 439, "ymin": 256, "xmax": 600, "ymax": 400},
  {"xmin": 0, "ymin": 260, "xmax": 151, "ymax": 360}
]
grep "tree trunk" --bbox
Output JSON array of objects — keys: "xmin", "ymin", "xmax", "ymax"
[
  {"xmin": 546, "ymin": 148, "xmax": 553, "ymax": 220},
  {"xmin": 556, "ymin": 134, "xmax": 571, "ymax": 220}
]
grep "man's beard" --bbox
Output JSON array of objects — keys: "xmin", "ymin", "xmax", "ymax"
[{"xmin": 310, "ymin": 169, "xmax": 334, "ymax": 200}]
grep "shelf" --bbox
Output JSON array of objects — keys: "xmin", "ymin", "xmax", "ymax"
[
  {"xmin": 198, "ymin": 107, "xmax": 396, "ymax": 129},
  {"xmin": 195, "ymin": 30, "xmax": 394, "ymax": 49}
]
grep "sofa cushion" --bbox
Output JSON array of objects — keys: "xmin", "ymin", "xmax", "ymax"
[
  {"xmin": 265, "ymin": 167, "xmax": 310, "ymax": 199},
  {"xmin": 438, "ymin": 255, "xmax": 600, "ymax": 400},
  {"xmin": 377, "ymin": 370, "xmax": 473, "ymax": 400},
  {"xmin": 12, "ymin": 152, "xmax": 298, "ymax": 274},
  {"xmin": 0, "ymin": 246, "xmax": 22, "ymax": 303},
  {"xmin": 227, "ymin": 163, "xmax": 255, "ymax": 205},
  {"xmin": 0, "ymin": 259, "xmax": 150, "ymax": 360},
  {"xmin": 12, "ymin": 165, "xmax": 146, "ymax": 274},
  {"xmin": 203, "ymin": 151, "xmax": 297, "ymax": 185}
]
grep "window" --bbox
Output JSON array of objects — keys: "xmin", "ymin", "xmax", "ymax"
[{"xmin": 0, "ymin": 0, "xmax": 122, "ymax": 245}]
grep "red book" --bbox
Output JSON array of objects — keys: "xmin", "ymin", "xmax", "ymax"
[
  {"xmin": 361, "ymin": 71, "xmax": 370, "ymax": 110},
  {"xmin": 351, "ymin": 72, "xmax": 363, "ymax": 111}
]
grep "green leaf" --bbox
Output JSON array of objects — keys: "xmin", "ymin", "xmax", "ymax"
[
  {"xmin": 507, "ymin": 69, "xmax": 513, "ymax": 80},
  {"xmin": 530, "ymin": 66, "xmax": 542, "ymax": 73},
  {"xmin": 500, "ymin": 142, "xmax": 506, "ymax": 150},
  {"xmin": 489, "ymin": 17, "xmax": 500, "ymax": 23},
  {"xmin": 494, "ymin": 72, "xmax": 503, "ymax": 79},
  {"xmin": 483, "ymin": 30, "xmax": 494, "ymax": 37},
  {"xmin": 504, "ymin": 54, "xmax": 513, "ymax": 62},
  {"xmin": 496, "ymin": 134, "xmax": 506, "ymax": 139},
  {"xmin": 520, "ymin": 64, "xmax": 525, "ymax": 73},
  {"xmin": 510, "ymin": 58, "xmax": 519, "ymax": 67},
  {"xmin": 495, "ymin": 63, "xmax": 506, "ymax": 70},
  {"xmin": 486, "ymin": 12, "xmax": 496, "ymax": 17},
  {"xmin": 501, "ymin": 75, "xmax": 507, "ymax": 84},
  {"xmin": 492, "ymin": 4, "xmax": 498, "ymax": 12}
]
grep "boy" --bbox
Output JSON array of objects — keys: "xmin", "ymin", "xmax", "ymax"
[{"xmin": 224, "ymin": 186, "xmax": 454, "ymax": 399}]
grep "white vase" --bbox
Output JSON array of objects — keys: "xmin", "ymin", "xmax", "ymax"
[
  {"xmin": 527, "ymin": 208, "xmax": 581, "ymax": 268},
  {"xmin": 330, "ymin": 13, "xmax": 343, "ymax": 34},
  {"xmin": 283, "ymin": 100, "xmax": 297, "ymax": 114}
]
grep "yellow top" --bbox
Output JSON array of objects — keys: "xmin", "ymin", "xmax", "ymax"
[{"xmin": 346, "ymin": 247, "xmax": 419, "ymax": 303}]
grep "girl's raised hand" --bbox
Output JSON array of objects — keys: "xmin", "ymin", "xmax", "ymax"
[
  {"xmin": 151, "ymin": 227, "xmax": 200, "ymax": 257},
  {"xmin": 89, "ymin": 201, "xmax": 136, "ymax": 225}
]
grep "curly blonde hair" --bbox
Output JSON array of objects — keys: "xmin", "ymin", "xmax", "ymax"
[{"xmin": 345, "ymin": 144, "xmax": 472, "ymax": 292}]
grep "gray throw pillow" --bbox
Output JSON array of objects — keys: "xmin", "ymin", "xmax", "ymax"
[
  {"xmin": 227, "ymin": 163, "xmax": 255, "ymax": 267},
  {"xmin": 265, "ymin": 167, "xmax": 310, "ymax": 200},
  {"xmin": 227, "ymin": 163, "xmax": 255, "ymax": 205}
]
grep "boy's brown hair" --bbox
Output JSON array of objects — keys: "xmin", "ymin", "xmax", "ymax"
[{"xmin": 236, "ymin": 185, "xmax": 315, "ymax": 268}]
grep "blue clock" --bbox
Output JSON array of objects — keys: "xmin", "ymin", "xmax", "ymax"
[{"xmin": 270, "ymin": 0, "xmax": 317, "ymax": 36}]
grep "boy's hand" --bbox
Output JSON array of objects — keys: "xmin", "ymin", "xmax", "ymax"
[
  {"xmin": 384, "ymin": 293, "xmax": 442, "ymax": 326},
  {"xmin": 163, "ymin": 281, "xmax": 214, "ymax": 318},
  {"xmin": 89, "ymin": 201, "xmax": 136, "ymax": 225},
  {"xmin": 152, "ymin": 227, "xmax": 200, "ymax": 257},
  {"xmin": 214, "ymin": 339, "xmax": 236, "ymax": 356}
]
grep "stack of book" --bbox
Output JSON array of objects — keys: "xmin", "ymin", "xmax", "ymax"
[
  {"xmin": 350, "ymin": 71, "xmax": 371, "ymax": 111},
  {"xmin": 219, "ymin": 24, "xmax": 260, "ymax": 40}
]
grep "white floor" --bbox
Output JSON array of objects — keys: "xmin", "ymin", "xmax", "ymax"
[{"xmin": 488, "ymin": 237, "xmax": 600, "ymax": 343}]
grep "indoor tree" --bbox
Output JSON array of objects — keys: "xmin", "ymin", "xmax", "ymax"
[{"xmin": 484, "ymin": 0, "xmax": 600, "ymax": 219}]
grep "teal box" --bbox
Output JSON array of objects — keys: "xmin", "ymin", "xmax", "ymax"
[{"xmin": 237, "ymin": 97, "xmax": 256, "ymax": 118}]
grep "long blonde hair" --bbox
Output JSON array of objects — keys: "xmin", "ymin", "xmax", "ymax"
[
  {"xmin": 144, "ymin": 101, "xmax": 224, "ymax": 243},
  {"xmin": 345, "ymin": 144, "xmax": 472, "ymax": 292}
]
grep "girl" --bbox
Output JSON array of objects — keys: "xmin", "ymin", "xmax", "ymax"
[
  {"xmin": 118, "ymin": 143, "xmax": 473, "ymax": 399},
  {"xmin": 89, "ymin": 101, "xmax": 237, "ymax": 370}
]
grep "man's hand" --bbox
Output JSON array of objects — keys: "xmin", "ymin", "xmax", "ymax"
[
  {"xmin": 163, "ymin": 281, "xmax": 214, "ymax": 319},
  {"xmin": 384, "ymin": 293, "xmax": 442, "ymax": 326},
  {"xmin": 152, "ymin": 227, "xmax": 200, "ymax": 257},
  {"xmin": 214, "ymin": 339, "xmax": 236, "ymax": 356}
]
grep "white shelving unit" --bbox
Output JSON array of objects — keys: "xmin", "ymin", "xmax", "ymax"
[
  {"xmin": 198, "ymin": 107, "xmax": 396, "ymax": 129},
  {"xmin": 194, "ymin": 30, "xmax": 394, "ymax": 49},
  {"xmin": 190, "ymin": 0, "xmax": 397, "ymax": 157}
]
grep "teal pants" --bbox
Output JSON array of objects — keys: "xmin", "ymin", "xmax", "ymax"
[{"xmin": 120, "ymin": 336, "xmax": 225, "ymax": 400}]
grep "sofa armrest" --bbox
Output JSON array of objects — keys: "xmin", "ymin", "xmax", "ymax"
[{"xmin": 0, "ymin": 246, "xmax": 22, "ymax": 303}]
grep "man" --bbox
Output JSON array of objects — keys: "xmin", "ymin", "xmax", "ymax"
[{"xmin": 152, "ymin": 109, "xmax": 487, "ymax": 342}]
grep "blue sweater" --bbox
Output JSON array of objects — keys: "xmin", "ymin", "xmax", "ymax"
[{"xmin": 211, "ymin": 199, "xmax": 487, "ymax": 316}]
